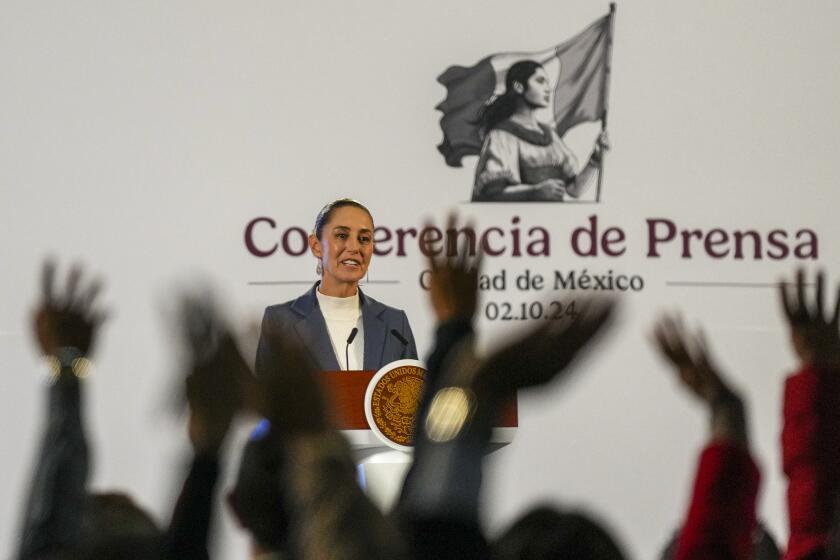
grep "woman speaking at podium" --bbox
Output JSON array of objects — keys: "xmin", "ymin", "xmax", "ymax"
[{"xmin": 255, "ymin": 199, "xmax": 417, "ymax": 375}]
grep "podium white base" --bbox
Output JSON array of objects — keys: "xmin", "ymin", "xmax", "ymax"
[
  {"xmin": 356, "ymin": 449, "xmax": 412, "ymax": 511},
  {"xmin": 341, "ymin": 428, "xmax": 517, "ymax": 512}
]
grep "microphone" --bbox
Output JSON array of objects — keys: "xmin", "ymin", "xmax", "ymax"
[
  {"xmin": 345, "ymin": 327, "xmax": 358, "ymax": 371},
  {"xmin": 390, "ymin": 329, "xmax": 408, "ymax": 346}
]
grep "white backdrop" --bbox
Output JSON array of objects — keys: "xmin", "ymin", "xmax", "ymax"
[{"xmin": 2, "ymin": 1, "xmax": 839, "ymax": 557}]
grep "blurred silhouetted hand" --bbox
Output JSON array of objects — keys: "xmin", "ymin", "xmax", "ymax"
[
  {"xmin": 473, "ymin": 298, "xmax": 616, "ymax": 399},
  {"xmin": 422, "ymin": 212, "xmax": 615, "ymax": 397},
  {"xmin": 780, "ymin": 268, "xmax": 840, "ymax": 369},
  {"xmin": 32, "ymin": 259, "xmax": 106, "ymax": 357},
  {"xmin": 653, "ymin": 314, "xmax": 747, "ymax": 446},
  {"xmin": 257, "ymin": 324, "xmax": 329, "ymax": 436},
  {"xmin": 425, "ymin": 213, "xmax": 482, "ymax": 324},
  {"xmin": 178, "ymin": 294, "xmax": 259, "ymax": 452}
]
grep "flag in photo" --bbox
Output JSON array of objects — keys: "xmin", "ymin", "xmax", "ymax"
[{"xmin": 435, "ymin": 9, "xmax": 614, "ymax": 168}]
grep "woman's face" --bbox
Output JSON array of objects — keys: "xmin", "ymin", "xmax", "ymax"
[
  {"xmin": 522, "ymin": 66, "xmax": 551, "ymax": 108},
  {"xmin": 309, "ymin": 206, "xmax": 374, "ymax": 293}
]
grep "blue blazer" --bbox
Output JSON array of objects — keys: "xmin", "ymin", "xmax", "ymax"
[{"xmin": 255, "ymin": 282, "xmax": 418, "ymax": 374}]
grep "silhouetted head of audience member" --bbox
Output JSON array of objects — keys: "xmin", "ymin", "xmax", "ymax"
[
  {"xmin": 658, "ymin": 522, "xmax": 781, "ymax": 560},
  {"xmin": 228, "ymin": 420, "xmax": 291, "ymax": 557},
  {"xmin": 492, "ymin": 505, "xmax": 627, "ymax": 560},
  {"xmin": 78, "ymin": 492, "xmax": 163, "ymax": 560}
]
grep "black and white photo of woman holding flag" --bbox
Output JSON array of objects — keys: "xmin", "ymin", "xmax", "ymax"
[{"xmin": 436, "ymin": 4, "xmax": 616, "ymax": 203}]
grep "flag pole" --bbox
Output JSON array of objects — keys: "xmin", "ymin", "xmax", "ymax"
[{"xmin": 595, "ymin": 2, "xmax": 616, "ymax": 203}]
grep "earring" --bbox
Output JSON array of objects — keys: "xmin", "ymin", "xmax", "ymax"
[{"xmin": 316, "ymin": 261, "xmax": 323, "ymax": 275}]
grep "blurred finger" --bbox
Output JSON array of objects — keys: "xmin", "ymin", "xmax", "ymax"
[
  {"xmin": 815, "ymin": 270, "xmax": 826, "ymax": 323},
  {"xmin": 41, "ymin": 259, "xmax": 57, "ymax": 304},
  {"xmin": 780, "ymin": 277, "xmax": 796, "ymax": 322},
  {"xmin": 655, "ymin": 315, "xmax": 690, "ymax": 366},
  {"xmin": 652, "ymin": 320, "xmax": 680, "ymax": 364},
  {"xmin": 693, "ymin": 328, "xmax": 716, "ymax": 372},
  {"xmin": 796, "ymin": 268, "xmax": 807, "ymax": 320},
  {"xmin": 686, "ymin": 326, "xmax": 707, "ymax": 366},
  {"xmin": 444, "ymin": 212, "xmax": 459, "ymax": 269},
  {"xmin": 471, "ymin": 243, "xmax": 484, "ymax": 276},
  {"xmin": 90, "ymin": 309, "xmax": 110, "ymax": 331},
  {"xmin": 445, "ymin": 211, "xmax": 457, "ymax": 233},
  {"xmin": 661, "ymin": 329, "xmax": 689, "ymax": 367},
  {"xmin": 832, "ymin": 284, "xmax": 840, "ymax": 330},
  {"xmin": 455, "ymin": 219, "xmax": 476, "ymax": 271},
  {"xmin": 79, "ymin": 277, "xmax": 104, "ymax": 314},
  {"xmin": 424, "ymin": 220, "xmax": 441, "ymax": 272},
  {"xmin": 558, "ymin": 299, "xmax": 614, "ymax": 358},
  {"xmin": 64, "ymin": 263, "xmax": 83, "ymax": 309},
  {"xmin": 180, "ymin": 294, "xmax": 220, "ymax": 360},
  {"xmin": 651, "ymin": 323, "xmax": 670, "ymax": 357},
  {"xmin": 578, "ymin": 299, "xmax": 614, "ymax": 340}
]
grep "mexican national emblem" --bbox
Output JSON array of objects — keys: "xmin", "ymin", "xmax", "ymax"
[{"xmin": 365, "ymin": 360, "xmax": 426, "ymax": 451}]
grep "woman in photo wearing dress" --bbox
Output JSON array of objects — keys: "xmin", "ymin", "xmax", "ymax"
[{"xmin": 473, "ymin": 60, "xmax": 608, "ymax": 202}]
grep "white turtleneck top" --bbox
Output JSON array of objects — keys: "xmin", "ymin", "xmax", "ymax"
[{"xmin": 315, "ymin": 289, "xmax": 364, "ymax": 371}]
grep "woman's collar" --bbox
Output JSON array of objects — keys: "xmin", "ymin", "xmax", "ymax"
[{"xmin": 496, "ymin": 120, "xmax": 553, "ymax": 146}]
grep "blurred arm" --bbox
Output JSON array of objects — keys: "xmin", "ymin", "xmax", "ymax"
[
  {"xmin": 19, "ymin": 262, "xmax": 103, "ymax": 559},
  {"xmin": 778, "ymin": 269, "xmax": 840, "ymax": 559},
  {"xmin": 782, "ymin": 363, "xmax": 840, "ymax": 560},
  {"xmin": 18, "ymin": 370, "xmax": 89, "ymax": 559},
  {"xmin": 163, "ymin": 452, "xmax": 220, "ymax": 560},
  {"xmin": 651, "ymin": 315, "xmax": 759, "ymax": 560},
  {"xmin": 676, "ymin": 441, "xmax": 760, "ymax": 560},
  {"xmin": 285, "ymin": 433, "xmax": 407, "ymax": 560}
]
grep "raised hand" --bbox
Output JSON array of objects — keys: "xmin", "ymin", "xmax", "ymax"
[
  {"xmin": 32, "ymin": 259, "xmax": 106, "ymax": 358},
  {"xmin": 779, "ymin": 268, "xmax": 840, "ymax": 369},
  {"xmin": 473, "ymin": 298, "xmax": 615, "ymax": 398},
  {"xmin": 178, "ymin": 293, "xmax": 259, "ymax": 452},
  {"xmin": 425, "ymin": 213, "xmax": 482, "ymax": 323},
  {"xmin": 652, "ymin": 314, "xmax": 747, "ymax": 445},
  {"xmin": 652, "ymin": 315, "xmax": 733, "ymax": 405},
  {"xmin": 257, "ymin": 322, "xmax": 329, "ymax": 435},
  {"xmin": 420, "ymin": 297, "xmax": 614, "ymax": 447}
]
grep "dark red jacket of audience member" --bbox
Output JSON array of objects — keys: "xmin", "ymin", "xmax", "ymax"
[
  {"xmin": 783, "ymin": 364, "xmax": 840, "ymax": 560},
  {"xmin": 676, "ymin": 441, "xmax": 761, "ymax": 560}
]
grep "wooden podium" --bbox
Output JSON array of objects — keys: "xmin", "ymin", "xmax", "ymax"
[
  {"xmin": 320, "ymin": 370, "xmax": 519, "ymax": 431},
  {"xmin": 319, "ymin": 370, "xmax": 518, "ymax": 510}
]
